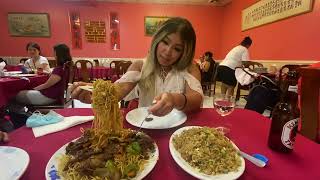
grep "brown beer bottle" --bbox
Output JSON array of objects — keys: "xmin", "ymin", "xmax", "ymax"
[{"xmin": 268, "ymin": 71, "xmax": 300, "ymax": 153}]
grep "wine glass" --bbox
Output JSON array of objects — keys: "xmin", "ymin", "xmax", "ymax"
[{"xmin": 213, "ymin": 94, "xmax": 236, "ymax": 135}]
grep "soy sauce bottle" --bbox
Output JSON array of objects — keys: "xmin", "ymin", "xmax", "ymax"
[{"xmin": 268, "ymin": 71, "xmax": 300, "ymax": 153}]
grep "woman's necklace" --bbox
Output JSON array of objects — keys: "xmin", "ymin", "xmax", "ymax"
[{"xmin": 160, "ymin": 66, "xmax": 169, "ymax": 81}]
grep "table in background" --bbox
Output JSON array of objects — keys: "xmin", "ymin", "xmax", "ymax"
[
  {"xmin": 75, "ymin": 66, "xmax": 111, "ymax": 80},
  {"xmin": 5, "ymin": 65, "xmax": 23, "ymax": 71},
  {"xmin": 0, "ymin": 75, "xmax": 48, "ymax": 108},
  {"xmin": 5, "ymin": 108, "xmax": 320, "ymax": 180}
]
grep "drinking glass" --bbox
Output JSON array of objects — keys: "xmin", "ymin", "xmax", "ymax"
[{"xmin": 213, "ymin": 94, "xmax": 236, "ymax": 135}]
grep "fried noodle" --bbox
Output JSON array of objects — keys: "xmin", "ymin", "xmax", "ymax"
[{"xmin": 57, "ymin": 80, "xmax": 155, "ymax": 180}]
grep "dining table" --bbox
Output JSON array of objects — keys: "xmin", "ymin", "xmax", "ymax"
[
  {"xmin": 4, "ymin": 108, "xmax": 320, "ymax": 180},
  {"xmin": 75, "ymin": 66, "xmax": 112, "ymax": 80},
  {"xmin": 0, "ymin": 74, "xmax": 49, "ymax": 108}
]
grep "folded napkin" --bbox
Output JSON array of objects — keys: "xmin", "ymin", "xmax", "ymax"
[{"xmin": 32, "ymin": 115, "xmax": 94, "ymax": 138}]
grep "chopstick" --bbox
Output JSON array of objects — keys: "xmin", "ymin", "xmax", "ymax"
[
  {"xmin": 68, "ymin": 83, "xmax": 93, "ymax": 92},
  {"xmin": 79, "ymin": 85, "xmax": 93, "ymax": 92}
]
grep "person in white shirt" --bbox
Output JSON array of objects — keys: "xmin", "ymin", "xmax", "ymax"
[
  {"xmin": 24, "ymin": 42, "xmax": 51, "ymax": 74},
  {"xmin": 70, "ymin": 17, "xmax": 203, "ymax": 117},
  {"xmin": 217, "ymin": 36, "xmax": 252, "ymax": 96}
]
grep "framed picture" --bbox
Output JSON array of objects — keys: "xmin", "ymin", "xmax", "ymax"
[
  {"xmin": 7, "ymin": 13, "xmax": 51, "ymax": 37},
  {"xmin": 144, "ymin": 16, "xmax": 170, "ymax": 36},
  {"xmin": 242, "ymin": 0, "xmax": 314, "ymax": 31}
]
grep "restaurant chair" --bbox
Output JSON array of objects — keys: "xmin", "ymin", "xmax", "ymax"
[
  {"xmin": 299, "ymin": 67, "xmax": 320, "ymax": 143},
  {"xmin": 109, "ymin": 60, "xmax": 123, "ymax": 78},
  {"xmin": 47, "ymin": 57, "xmax": 57, "ymax": 68},
  {"xmin": 201, "ymin": 63, "xmax": 218, "ymax": 97},
  {"xmin": 118, "ymin": 61, "xmax": 132, "ymax": 77},
  {"xmin": 75, "ymin": 59, "xmax": 93, "ymax": 82},
  {"xmin": 20, "ymin": 58, "xmax": 28, "ymax": 64},
  {"xmin": 235, "ymin": 61, "xmax": 263, "ymax": 101},
  {"xmin": 93, "ymin": 59, "xmax": 100, "ymax": 67},
  {"xmin": 28, "ymin": 61, "xmax": 75, "ymax": 112},
  {"xmin": 212, "ymin": 62, "xmax": 220, "ymax": 95}
]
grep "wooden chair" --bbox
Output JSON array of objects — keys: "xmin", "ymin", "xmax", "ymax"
[
  {"xmin": 47, "ymin": 57, "xmax": 57, "ymax": 68},
  {"xmin": 201, "ymin": 63, "xmax": 218, "ymax": 97},
  {"xmin": 75, "ymin": 60, "xmax": 93, "ymax": 82},
  {"xmin": 29, "ymin": 61, "xmax": 75, "ymax": 111},
  {"xmin": 117, "ymin": 61, "xmax": 132, "ymax": 78},
  {"xmin": 299, "ymin": 67, "xmax": 320, "ymax": 143},
  {"xmin": 93, "ymin": 59, "xmax": 100, "ymax": 67},
  {"xmin": 20, "ymin": 58, "xmax": 28, "ymax": 64},
  {"xmin": 212, "ymin": 62, "xmax": 220, "ymax": 95},
  {"xmin": 235, "ymin": 61, "xmax": 263, "ymax": 101}
]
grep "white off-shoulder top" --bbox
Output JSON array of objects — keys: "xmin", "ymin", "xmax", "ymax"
[{"xmin": 116, "ymin": 68, "xmax": 203, "ymax": 107}]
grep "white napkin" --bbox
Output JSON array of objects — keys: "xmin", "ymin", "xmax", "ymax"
[
  {"xmin": 235, "ymin": 68, "xmax": 258, "ymax": 86},
  {"xmin": 0, "ymin": 62, "xmax": 5, "ymax": 70},
  {"xmin": 32, "ymin": 116, "xmax": 94, "ymax": 138}
]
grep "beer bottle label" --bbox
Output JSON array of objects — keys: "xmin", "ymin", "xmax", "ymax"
[
  {"xmin": 281, "ymin": 118, "xmax": 299, "ymax": 149},
  {"xmin": 288, "ymin": 85, "xmax": 298, "ymax": 93}
]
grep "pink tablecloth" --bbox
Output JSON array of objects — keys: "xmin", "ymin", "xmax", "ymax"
[
  {"xmin": 75, "ymin": 66, "xmax": 111, "ymax": 80},
  {"xmin": 5, "ymin": 65, "xmax": 23, "ymax": 71},
  {"xmin": 0, "ymin": 75, "xmax": 48, "ymax": 107},
  {"xmin": 5, "ymin": 108, "xmax": 320, "ymax": 180}
]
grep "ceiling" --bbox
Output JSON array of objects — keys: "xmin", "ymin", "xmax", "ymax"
[{"xmin": 65, "ymin": 0, "xmax": 233, "ymax": 6}]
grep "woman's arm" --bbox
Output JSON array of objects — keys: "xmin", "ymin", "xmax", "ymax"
[
  {"xmin": 149, "ymin": 63, "xmax": 203, "ymax": 116},
  {"xmin": 33, "ymin": 74, "xmax": 61, "ymax": 90},
  {"xmin": 0, "ymin": 131, "xmax": 9, "ymax": 143}
]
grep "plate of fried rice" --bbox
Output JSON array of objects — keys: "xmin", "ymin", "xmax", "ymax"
[{"xmin": 169, "ymin": 126, "xmax": 245, "ymax": 179}]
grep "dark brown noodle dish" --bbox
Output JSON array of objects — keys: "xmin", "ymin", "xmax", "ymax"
[
  {"xmin": 57, "ymin": 80, "xmax": 156, "ymax": 179},
  {"xmin": 173, "ymin": 127, "xmax": 241, "ymax": 175}
]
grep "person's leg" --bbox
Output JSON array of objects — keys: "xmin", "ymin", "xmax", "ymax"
[
  {"xmin": 16, "ymin": 90, "xmax": 56, "ymax": 105},
  {"xmin": 221, "ymin": 83, "xmax": 228, "ymax": 95},
  {"xmin": 226, "ymin": 85, "xmax": 235, "ymax": 96}
]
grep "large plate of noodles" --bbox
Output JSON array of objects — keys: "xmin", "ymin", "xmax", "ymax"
[
  {"xmin": 45, "ymin": 80, "xmax": 159, "ymax": 180},
  {"xmin": 169, "ymin": 126, "xmax": 245, "ymax": 180},
  {"xmin": 45, "ymin": 129, "xmax": 159, "ymax": 180}
]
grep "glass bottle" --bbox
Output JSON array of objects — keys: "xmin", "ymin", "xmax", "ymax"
[{"xmin": 268, "ymin": 71, "xmax": 300, "ymax": 153}]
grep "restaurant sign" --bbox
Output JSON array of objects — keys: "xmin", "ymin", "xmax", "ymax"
[{"xmin": 242, "ymin": 0, "xmax": 314, "ymax": 31}]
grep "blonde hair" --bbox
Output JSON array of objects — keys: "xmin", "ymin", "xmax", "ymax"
[{"xmin": 139, "ymin": 17, "xmax": 196, "ymax": 99}]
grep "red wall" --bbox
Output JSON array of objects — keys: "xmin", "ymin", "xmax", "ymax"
[
  {"xmin": 0, "ymin": 0, "xmax": 223, "ymax": 59},
  {"xmin": 220, "ymin": 0, "xmax": 320, "ymax": 61}
]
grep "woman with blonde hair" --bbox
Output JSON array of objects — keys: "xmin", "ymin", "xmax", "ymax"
[{"xmin": 71, "ymin": 17, "xmax": 203, "ymax": 116}]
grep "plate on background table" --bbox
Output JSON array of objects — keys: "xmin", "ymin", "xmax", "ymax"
[
  {"xmin": 126, "ymin": 107, "xmax": 187, "ymax": 129},
  {"xmin": 0, "ymin": 146, "xmax": 30, "ymax": 180},
  {"xmin": 169, "ymin": 126, "xmax": 245, "ymax": 180},
  {"xmin": 4, "ymin": 71, "xmax": 22, "ymax": 76},
  {"xmin": 45, "ymin": 136, "xmax": 159, "ymax": 180},
  {"xmin": 9, "ymin": 74, "xmax": 37, "ymax": 77}
]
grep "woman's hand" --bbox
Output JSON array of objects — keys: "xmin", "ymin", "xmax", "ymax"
[
  {"xmin": 148, "ymin": 93, "xmax": 175, "ymax": 116},
  {"xmin": 0, "ymin": 131, "xmax": 9, "ymax": 143},
  {"xmin": 69, "ymin": 82, "xmax": 93, "ymax": 104}
]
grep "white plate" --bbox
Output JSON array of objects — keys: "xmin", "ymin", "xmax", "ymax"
[
  {"xmin": 9, "ymin": 74, "xmax": 37, "ymax": 77},
  {"xmin": 169, "ymin": 126, "xmax": 245, "ymax": 180},
  {"xmin": 126, "ymin": 107, "xmax": 187, "ymax": 129},
  {"xmin": 0, "ymin": 146, "xmax": 30, "ymax": 180},
  {"xmin": 4, "ymin": 71, "xmax": 22, "ymax": 75},
  {"xmin": 45, "ymin": 137, "xmax": 159, "ymax": 180}
]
